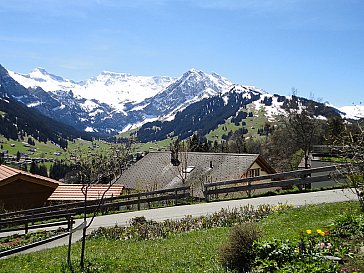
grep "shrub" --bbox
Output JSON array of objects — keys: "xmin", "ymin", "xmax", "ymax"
[
  {"xmin": 218, "ymin": 222, "xmax": 261, "ymax": 273},
  {"xmin": 253, "ymin": 237, "xmax": 341, "ymax": 273},
  {"xmin": 331, "ymin": 214, "xmax": 364, "ymax": 239},
  {"xmin": 90, "ymin": 204, "xmax": 291, "ymax": 241}
]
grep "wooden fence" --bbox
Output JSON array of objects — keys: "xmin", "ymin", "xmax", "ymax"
[
  {"xmin": 0, "ymin": 186, "xmax": 190, "ymax": 234},
  {"xmin": 203, "ymin": 165, "xmax": 343, "ymax": 201}
]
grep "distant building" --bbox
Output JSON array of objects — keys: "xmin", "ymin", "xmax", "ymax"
[{"xmin": 116, "ymin": 152, "xmax": 275, "ymax": 195}]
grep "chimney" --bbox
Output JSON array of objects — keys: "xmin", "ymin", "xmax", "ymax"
[{"xmin": 210, "ymin": 160, "xmax": 213, "ymax": 168}]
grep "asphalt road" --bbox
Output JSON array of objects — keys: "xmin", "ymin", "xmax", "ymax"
[{"xmin": 2, "ymin": 188, "xmax": 358, "ymax": 258}]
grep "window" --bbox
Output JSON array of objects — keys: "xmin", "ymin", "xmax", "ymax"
[{"xmin": 247, "ymin": 168, "xmax": 260, "ymax": 177}]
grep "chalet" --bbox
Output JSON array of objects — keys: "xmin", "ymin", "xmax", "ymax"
[
  {"xmin": 116, "ymin": 152, "xmax": 275, "ymax": 195},
  {"xmin": 0, "ymin": 164, "xmax": 123, "ymax": 211},
  {"xmin": 0, "ymin": 164, "xmax": 59, "ymax": 210}
]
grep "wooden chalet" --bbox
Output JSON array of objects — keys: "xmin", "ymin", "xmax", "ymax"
[
  {"xmin": 0, "ymin": 164, "xmax": 59, "ymax": 210},
  {"xmin": 0, "ymin": 164, "xmax": 124, "ymax": 211}
]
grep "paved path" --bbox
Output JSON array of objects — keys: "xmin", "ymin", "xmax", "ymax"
[
  {"xmin": 2, "ymin": 188, "xmax": 358, "ymax": 258},
  {"xmin": 87, "ymin": 188, "xmax": 357, "ymax": 231}
]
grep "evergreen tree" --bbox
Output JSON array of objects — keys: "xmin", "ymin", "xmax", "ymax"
[
  {"xmin": 50, "ymin": 161, "xmax": 71, "ymax": 180},
  {"xmin": 188, "ymin": 133, "xmax": 200, "ymax": 152},
  {"xmin": 29, "ymin": 160, "xmax": 37, "ymax": 174},
  {"xmin": 38, "ymin": 165, "xmax": 48, "ymax": 177},
  {"xmin": 0, "ymin": 152, "xmax": 4, "ymax": 165},
  {"xmin": 27, "ymin": 137, "xmax": 35, "ymax": 146}
]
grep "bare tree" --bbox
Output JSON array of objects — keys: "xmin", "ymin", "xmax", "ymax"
[
  {"xmin": 285, "ymin": 100, "xmax": 321, "ymax": 170},
  {"xmin": 69, "ymin": 140, "xmax": 132, "ymax": 269},
  {"xmin": 331, "ymin": 121, "xmax": 364, "ymax": 211}
]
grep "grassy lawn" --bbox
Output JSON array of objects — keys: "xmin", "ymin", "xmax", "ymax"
[
  {"xmin": 259, "ymin": 201, "xmax": 361, "ymax": 240},
  {"xmin": 0, "ymin": 201, "xmax": 362, "ymax": 272},
  {"xmin": 0, "ymin": 228, "xmax": 228, "ymax": 273}
]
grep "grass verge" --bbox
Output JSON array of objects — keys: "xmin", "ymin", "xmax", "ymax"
[{"xmin": 0, "ymin": 201, "xmax": 362, "ymax": 273}]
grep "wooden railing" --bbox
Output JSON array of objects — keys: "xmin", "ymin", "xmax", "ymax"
[
  {"xmin": 203, "ymin": 165, "xmax": 341, "ymax": 201},
  {"xmin": 0, "ymin": 186, "xmax": 190, "ymax": 234}
]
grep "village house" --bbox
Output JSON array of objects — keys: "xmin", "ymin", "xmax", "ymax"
[
  {"xmin": 0, "ymin": 164, "xmax": 123, "ymax": 211},
  {"xmin": 116, "ymin": 152, "xmax": 275, "ymax": 196}
]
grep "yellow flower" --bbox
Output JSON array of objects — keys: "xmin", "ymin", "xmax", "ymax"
[
  {"xmin": 316, "ymin": 229, "xmax": 325, "ymax": 236},
  {"xmin": 306, "ymin": 229, "xmax": 312, "ymax": 235}
]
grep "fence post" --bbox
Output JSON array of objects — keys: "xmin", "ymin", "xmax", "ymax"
[
  {"xmin": 204, "ymin": 185, "xmax": 209, "ymax": 202},
  {"xmin": 174, "ymin": 188, "xmax": 178, "ymax": 205},
  {"xmin": 298, "ymin": 175, "xmax": 305, "ymax": 191},
  {"xmin": 137, "ymin": 193, "xmax": 141, "ymax": 211},
  {"xmin": 67, "ymin": 216, "xmax": 74, "ymax": 268},
  {"xmin": 24, "ymin": 222, "xmax": 28, "ymax": 234}
]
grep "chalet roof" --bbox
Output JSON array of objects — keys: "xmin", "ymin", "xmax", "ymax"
[
  {"xmin": 0, "ymin": 164, "xmax": 60, "ymax": 188},
  {"xmin": 48, "ymin": 184, "xmax": 124, "ymax": 201},
  {"xmin": 116, "ymin": 152, "xmax": 275, "ymax": 190}
]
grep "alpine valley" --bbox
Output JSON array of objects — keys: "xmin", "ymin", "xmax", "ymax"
[{"xmin": 1, "ymin": 64, "xmax": 363, "ymax": 142}]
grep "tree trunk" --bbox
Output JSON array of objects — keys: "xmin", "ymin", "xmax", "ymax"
[{"xmin": 80, "ymin": 189, "xmax": 87, "ymax": 269}]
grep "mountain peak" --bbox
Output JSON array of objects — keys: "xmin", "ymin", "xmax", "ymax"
[
  {"xmin": 187, "ymin": 68, "xmax": 200, "ymax": 73},
  {"xmin": 180, "ymin": 68, "xmax": 209, "ymax": 81},
  {"xmin": 28, "ymin": 67, "xmax": 69, "ymax": 83},
  {"xmin": 32, "ymin": 67, "xmax": 48, "ymax": 74}
]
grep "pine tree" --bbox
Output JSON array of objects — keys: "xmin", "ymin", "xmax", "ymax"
[{"xmin": 29, "ymin": 161, "xmax": 37, "ymax": 174}]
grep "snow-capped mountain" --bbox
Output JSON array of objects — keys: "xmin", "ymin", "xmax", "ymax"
[
  {"xmin": 2, "ymin": 64, "xmax": 362, "ymax": 138},
  {"xmin": 129, "ymin": 69, "xmax": 232, "ymax": 119},
  {"xmin": 9, "ymin": 68, "xmax": 176, "ymax": 111},
  {"xmin": 9, "ymin": 67, "xmax": 79, "ymax": 92},
  {"xmin": 339, "ymin": 105, "xmax": 364, "ymax": 119},
  {"xmin": 3, "ymin": 65, "xmax": 241, "ymax": 133}
]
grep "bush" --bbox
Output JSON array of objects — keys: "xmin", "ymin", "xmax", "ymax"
[
  {"xmin": 90, "ymin": 204, "xmax": 290, "ymax": 241},
  {"xmin": 331, "ymin": 214, "xmax": 364, "ymax": 239},
  {"xmin": 218, "ymin": 222, "xmax": 261, "ymax": 273}
]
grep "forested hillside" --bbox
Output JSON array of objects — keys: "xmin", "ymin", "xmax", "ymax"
[
  {"xmin": 137, "ymin": 90, "xmax": 341, "ymax": 143},
  {"xmin": 0, "ymin": 84, "xmax": 92, "ymax": 148}
]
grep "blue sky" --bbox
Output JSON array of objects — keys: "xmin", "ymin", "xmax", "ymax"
[{"xmin": 0, "ymin": 0, "xmax": 363, "ymax": 106}]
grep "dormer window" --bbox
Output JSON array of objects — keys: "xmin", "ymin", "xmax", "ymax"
[{"xmin": 247, "ymin": 168, "xmax": 260, "ymax": 177}]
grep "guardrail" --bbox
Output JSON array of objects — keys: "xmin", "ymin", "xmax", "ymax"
[
  {"xmin": 0, "ymin": 186, "xmax": 190, "ymax": 234},
  {"xmin": 203, "ymin": 165, "xmax": 341, "ymax": 201}
]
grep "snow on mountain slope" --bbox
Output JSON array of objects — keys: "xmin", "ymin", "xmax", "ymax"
[
  {"xmin": 9, "ymin": 68, "xmax": 79, "ymax": 92},
  {"xmin": 132, "ymin": 69, "xmax": 233, "ymax": 116},
  {"xmin": 75, "ymin": 71, "xmax": 176, "ymax": 110},
  {"xmin": 6, "ymin": 64, "xmax": 361, "ymax": 136},
  {"xmin": 339, "ymin": 105, "xmax": 364, "ymax": 119},
  {"xmin": 9, "ymin": 68, "xmax": 176, "ymax": 111}
]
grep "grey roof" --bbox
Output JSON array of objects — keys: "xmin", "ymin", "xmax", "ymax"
[{"xmin": 116, "ymin": 152, "xmax": 273, "ymax": 193}]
